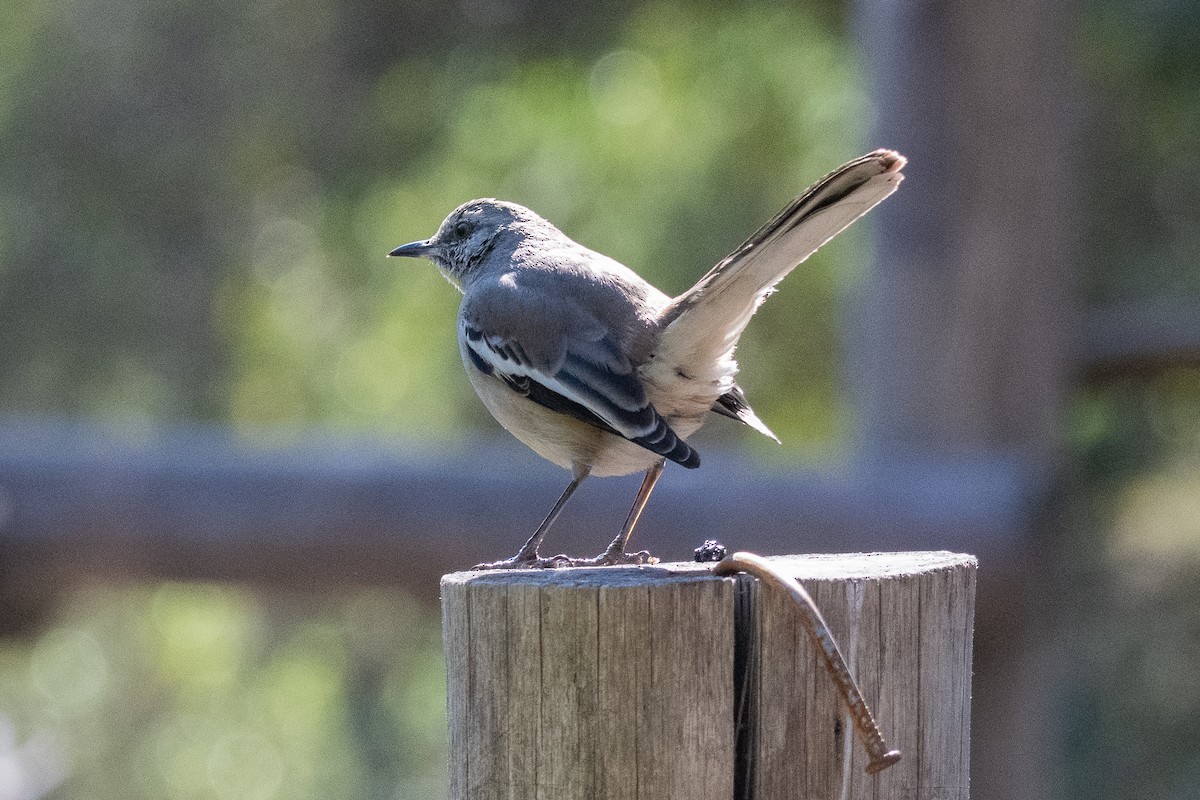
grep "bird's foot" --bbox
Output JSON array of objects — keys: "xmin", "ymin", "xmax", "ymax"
[
  {"xmin": 471, "ymin": 552, "xmax": 573, "ymax": 571},
  {"xmin": 471, "ymin": 549, "xmax": 659, "ymax": 570},
  {"xmin": 566, "ymin": 549, "xmax": 659, "ymax": 568}
]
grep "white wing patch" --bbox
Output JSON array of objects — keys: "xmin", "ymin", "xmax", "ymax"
[
  {"xmin": 461, "ymin": 321, "xmax": 656, "ymax": 439},
  {"xmin": 461, "ymin": 320, "xmax": 701, "ymax": 468}
]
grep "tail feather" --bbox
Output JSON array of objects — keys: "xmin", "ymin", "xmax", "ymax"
[
  {"xmin": 712, "ymin": 386, "xmax": 779, "ymax": 442},
  {"xmin": 657, "ymin": 150, "xmax": 906, "ymax": 388}
]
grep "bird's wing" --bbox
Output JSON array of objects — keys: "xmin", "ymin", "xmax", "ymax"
[{"xmin": 461, "ymin": 275, "xmax": 699, "ymax": 468}]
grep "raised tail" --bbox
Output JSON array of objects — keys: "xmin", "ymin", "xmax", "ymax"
[
  {"xmin": 648, "ymin": 152, "xmax": 907, "ymax": 429},
  {"xmin": 654, "ymin": 151, "xmax": 906, "ymax": 397}
]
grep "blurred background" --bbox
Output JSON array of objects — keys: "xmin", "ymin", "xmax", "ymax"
[{"xmin": 0, "ymin": 0, "xmax": 1197, "ymax": 797}]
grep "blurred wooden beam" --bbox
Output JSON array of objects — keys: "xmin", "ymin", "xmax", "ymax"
[
  {"xmin": 1082, "ymin": 298, "xmax": 1200, "ymax": 382},
  {"xmin": 0, "ymin": 418, "xmax": 1036, "ymax": 618}
]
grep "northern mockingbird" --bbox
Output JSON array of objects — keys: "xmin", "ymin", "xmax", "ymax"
[{"xmin": 389, "ymin": 150, "xmax": 905, "ymax": 569}]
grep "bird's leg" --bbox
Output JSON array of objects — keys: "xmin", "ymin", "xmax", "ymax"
[
  {"xmin": 570, "ymin": 460, "xmax": 664, "ymax": 567},
  {"xmin": 472, "ymin": 466, "xmax": 590, "ymax": 570}
]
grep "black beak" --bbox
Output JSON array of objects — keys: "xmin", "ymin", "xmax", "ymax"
[{"xmin": 388, "ymin": 239, "xmax": 435, "ymax": 258}]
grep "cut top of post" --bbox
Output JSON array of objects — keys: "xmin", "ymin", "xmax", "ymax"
[{"xmin": 441, "ymin": 550, "xmax": 975, "ymax": 588}]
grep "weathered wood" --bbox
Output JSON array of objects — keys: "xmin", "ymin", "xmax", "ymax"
[
  {"xmin": 732, "ymin": 552, "xmax": 975, "ymax": 800},
  {"xmin": 442, "ymin": 567, "xmax": 734, "ymax": 800},
  {"xmin": 442, "ymin": 552, "xmax": 976, "ymax": 799}
]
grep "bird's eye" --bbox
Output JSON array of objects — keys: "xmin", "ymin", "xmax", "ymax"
[{"xmin": 453, "ymin": 221, "xmax": 473, "ymax": 239}]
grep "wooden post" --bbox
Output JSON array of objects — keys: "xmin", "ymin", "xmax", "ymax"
[
  {"xmin": 441, "ymin": 552, "xmax": 976, "ymax": 799},
  {"xmin": 732, "ymin": 552, "xmax": 976, "ymax": 800}
]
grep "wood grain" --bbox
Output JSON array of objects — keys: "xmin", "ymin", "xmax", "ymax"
[
  {"xmin": 442, "ymin": 552, "xmax": 976, "ymax": 799},
  {"xmin": 442, "ymin": 567, "xmax": 734, "ymax": 799},
  {"xmin": 734, "ymin": 553, "xmax": 977, "ymax": 800}
]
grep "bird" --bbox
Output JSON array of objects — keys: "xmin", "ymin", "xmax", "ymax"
[{"xmin": 388, "ymin": 150, "xmax": 905, "ymax": 569}]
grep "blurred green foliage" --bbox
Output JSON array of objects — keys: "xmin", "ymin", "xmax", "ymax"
[
  {"xmin": 1081, "ymin": 0, "xmax": 1200, "ymax": 303},
  {"xmin": 1065, "ymin": 1, "xmax": 1200, "ymax": 780},
  {"xmin": 1064, "ymin": 0, "xmax": 1200, "ymax": 783},
  {"xmin": 1060, "ymin": 363, "xmax": 1200, "ymax": 799},
  {"xmin": 0, "ymin": 0, "xmax": 861, "ymax": 458},
  {"xmin": 227, "ymin": 1, "xmax": 864, "ymax": 454},
  {"xmin": 0, "ymin": 584, "xmax": 447, "ymax": 800},
  {"xmin": 0, "ymin": 1, "xmax": 859, "ymax": 797}
]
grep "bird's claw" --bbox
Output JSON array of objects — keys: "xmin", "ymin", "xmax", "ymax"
[
  {"xmin": 565, "ymin": 549, "xmax": 658, "ymax": 568},
  {"xmin": 471, "ymin": 552, "xmax": 574, "ymax": 571},
  {"xmin": 470, "ymin": 549, "xmax": 658, "ymax": 570}
]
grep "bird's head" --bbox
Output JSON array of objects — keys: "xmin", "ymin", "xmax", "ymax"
[{"xmin": 388, "ymin": 198, "xmax": 547, "ymax": 290}]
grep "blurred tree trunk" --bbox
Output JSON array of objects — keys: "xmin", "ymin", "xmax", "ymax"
[
  {"xmin": 852, "ymin": 0, "xmax": 1081, "ymax": 466},
  {"xmin": 852, "ymin": 2, "xmax": 1082, "ymax": 800}
]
